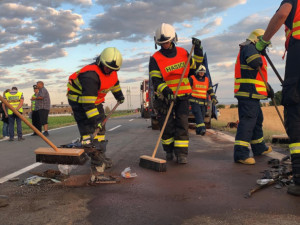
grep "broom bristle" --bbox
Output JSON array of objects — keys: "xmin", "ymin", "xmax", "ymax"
[
  {"xmin": 139, "ymin": 156, "xmax": 167, "ymax": 172},
  {"xmin": 36, "ymin": 153, "xmax": 88, "ymax": 165}
]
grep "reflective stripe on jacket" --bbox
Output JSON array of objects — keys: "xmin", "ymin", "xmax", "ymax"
[
  {"xmin": 152, "ymin": 47, "xmax": 192, "ymax": 96},
  {"xmin": 234, "ymin": 51, "xmax": 268, "ymax": 100},
  {"xmin": 67, "ymin": 65, "xmax": 118, "ymax": 105},
  {"xmin": 5, "ymin": 91, "xmax": 23, "ymax": 115},
  {"xmin": 31, "ymin": 94, "xmax": 36, "ymax": 111},
  {"xmin": 190, "ymin": 75, "xmax": 209, "ymax": 99}
]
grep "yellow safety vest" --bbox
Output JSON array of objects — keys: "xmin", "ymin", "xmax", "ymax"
[{"xmin": 5, "ymin": 91, "xmax": 23, "ymax": 115}]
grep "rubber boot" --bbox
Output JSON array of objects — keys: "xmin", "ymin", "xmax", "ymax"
[
  {"xmin": 196, "ymin": 127, "xmax": 201, "ymax": 135},
  {"xmin": 287, "ymin": 184, "xmax": 300, "ymax": 196},
  {"xmin": 177, "ymin": 154, "xmax": 188, "ymax": 164},
  {"xmin": 200, "ymin": 128, "xmax": 206, "ymax": 136},
  {"xmin": 92, "ymin": 140, "xmax": 112, "ymax": 168},
  {"xmin": 166, "ymin": 151, "xmax": 174, "ymax": 161}
]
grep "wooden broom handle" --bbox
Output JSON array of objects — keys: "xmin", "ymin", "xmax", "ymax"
[
  {"xmin": 152, "ymin": 44, "xmax": 195, "ymax": 158},
  {"xmin": 0, "ymin": 94, "xmax": 59, "ymax": 152},
  {"xmin": 258, "ymin": 67, "xmax": 285, "ymax": 128}
]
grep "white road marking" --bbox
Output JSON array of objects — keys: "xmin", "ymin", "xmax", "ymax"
[
  {"xmin": 129, "ymin": 119, "xmax": 134, "ymax": 121},
  {"xmin": 0, "ymin": 163, "xmax": 42, "ymax": 184},
  {"xmin": 108, "ymin": 125, "xmax": 122, "ymax": 131}
]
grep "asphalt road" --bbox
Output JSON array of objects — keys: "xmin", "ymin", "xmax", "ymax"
[{"xmin": 0, "ymin": 114, "xmax": 299, "ymax": 225}]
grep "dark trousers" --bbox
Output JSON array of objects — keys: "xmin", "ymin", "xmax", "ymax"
[
  {"xmin": 283, "ymin": 38, "xmax": 300, "ymax": 184},
  {"xmin": 157, "ymin": 98, "xmax": 189, "ymax": 156},
  {"xmin": 8, "ymin": 114, "xmax": 22, "ymax": 139},
  {"xmin": 32, "ymin": 110, "xmax": 41, "ymax": 134},
  {"xmin": 234, "ymin": 98, "xmax": 268, "ymax": 161},
  {"xmin": 190, "ymin": 102, "xmax": 206, "ymax": 133}
]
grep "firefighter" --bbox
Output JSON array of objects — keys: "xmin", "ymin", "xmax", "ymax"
[
  {"xmin": 255, "ymin": 1, "xmax": 300, "ymax": 196},
  {"xmin": 149, "ymin": 23, "xmax": 203, "ymax": 164},
  {"xmin": 67, "ymin": 47, "xmax": 125, "ymax": 174},
  {"xmin": 189, "ymin": 65, "xmax": 218, "ymax": 136},
  {"xmin": 234, "ymin": 29, "xmax": 273, "ymax": 165}
]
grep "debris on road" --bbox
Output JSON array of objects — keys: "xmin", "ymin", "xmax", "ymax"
[
  {"xmin": 8, "ymin": 177, "xmax": 19, "ymax": 182},
  {"xmin": 121, "ymin": 167, "xmax": 137, "ymax": 178},
  {"xmin": 90, "ymin": 174, "xmax": 120, "ymax": 184},
  {"xmin": 0, "ymin": 195, "xmax": 9, "ymax": 208},
  {"xmin": 245, "ymin": 157, "xmax": 292, "ymax": 198},
  {"xmin": 24, "ymin": 175, "xmax": 61, "ymax": 185}
]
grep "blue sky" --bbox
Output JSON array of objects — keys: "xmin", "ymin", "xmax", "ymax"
[{"xmin": 0, "ymin": 0, "xmax": 286, "ymax": 109}]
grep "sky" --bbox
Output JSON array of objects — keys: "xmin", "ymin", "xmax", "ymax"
[{"xmin": 0, "ymin": 0, "xmax": 287, "ymax": 110}]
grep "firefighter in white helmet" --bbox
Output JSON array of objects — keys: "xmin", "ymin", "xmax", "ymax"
[
  {"xmin": 67, "ymin": 47, "xmax": 125, "ymax": 174},
  {"xmin": 149, "ymin": 23, "xmax": 204, "ymax": 164},
  {"xmin": 234, "ymin": 29, "xmax": 274, "ymax": 165},
  {"xmin": 189, "ymin": 65, "xmax": 218, "ymax": 136}
]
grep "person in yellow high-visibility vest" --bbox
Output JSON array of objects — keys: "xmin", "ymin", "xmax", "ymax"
[
  {"xmin": 3, "ymin": 87, "xmax": 24, "ymax": 141},
  {"xmin": 30, "ymin": 85, "xmax": 42, "ymax": 136}
]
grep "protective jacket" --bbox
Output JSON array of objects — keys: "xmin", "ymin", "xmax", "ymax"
[
  {"xmin": 5, "ymin": 91, "xmax": 23, "ymax": 115},
  {"xmin": 284, "ymin": 0, "xmax": 300, "ymax": 50},
  {"xmin": 31, "ymin": 94, "xmax": 37, "ymax": 111},
  {"xmin": 189, "ymin": 75, "xmax": 216, "ymax": 105},
  {"xmin": 234, "ymin": 43, "xmax": 268, "ymax": 100},
  {"xmin": 67, "ymin": 63, "xmax": 123, "ymax": 121}
]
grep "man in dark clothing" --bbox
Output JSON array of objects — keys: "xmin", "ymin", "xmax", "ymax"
[
  {"xmin": 189, "ymin": 65, "xmax": 218, "ymax": 136},
  {"xmin": 67, "ymin": 47, "xmax": 125, "ymax": 174},
  {"xmin": 30, "ymin": 85, "xmax": 42, "ymax": 136},
  {"xmin": 149, "ymin": 23, "xmax": 203, "ymax": 164},
  {"xmin": 255, "ymin": 0, "xmax": 300, "ymax": 196},
  {"xmin": 1, "ymin": 89, "xmax": 10, "ymax": 140},
  {"xmin": 234, "ymin": 29, "xmax": 273, "ymax": 165},
  {"xmin": 32, "ymin": 81, "xmax": 50, "ymax": 136}
]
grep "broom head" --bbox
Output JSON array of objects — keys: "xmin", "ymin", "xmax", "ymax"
[
  {"xmin": 35, "ymin": 147, "xmax": 87, "ymax": 165},
  {"xmin": 139, "ymin": 155, "xmax": 167, "ymax": 172}
]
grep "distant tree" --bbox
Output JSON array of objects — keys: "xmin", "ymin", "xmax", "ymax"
[
  {"xmin": 217, "ymin": 104, "xmax": 225, "ymax": 109},
  {"xmin": 269, "ymin": 91, "xmax": 282, "ymax": 106},
  {"xmin": 105, "ymin": 106, "xmax": 111, "ymax": 114},
  {"xmin": 230, "ymin": 104, "xmax": 237, "ymax": 108}
]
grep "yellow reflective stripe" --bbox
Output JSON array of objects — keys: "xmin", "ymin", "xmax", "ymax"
[
  {"xmin": 235, "ymin": 78, "xmax": 265, "ymax": 86},
  {"xmin": 246, "ymin": 54, "xmax": 261, "ymax": 64},
  {"xmin": 292, "ymin": 30, "xmax": 300, "ymax": 36},
  {"xmin": 256, "ymin": 87, "xmax": 267, "ymax": 92},
  {"xmin": 192, "ymin": 93, "xmax": 207, "ymax": 98},
  {"xmin": 150, "ymin": 70, "xmax": 163, "ymax": 78},
  {"xmin": 111, "ymin": 85, "xmax": 121, "ymax": 93},
  {"xmin": 82, "ymin": 135, "xmax": 90, "ymax": 140},
  {"xmin": 174, "ymin": 140, "xmax": 189, "ymax": 148},
  {"xmin": 252, "ymin": 94, "xmax": 266, "ymax": 99},
  {"xmin": 170, "ymin": 85, "xmax": 191, "ymax": 91},
  {"xmin": 289, "ymin": 143, "xmax": 300, "ymax": 154},
  {"xmin": 235, "ymin": 140, "xmax": 250, "ymax": 147},
  {"xmin": 68, "ymin": 94, "xmax": 78, "ymax": 102},
  {"xmin": 208, "ymin": 87, "xmax": 213, "ymax": 90},
  {"xmin": 240, "ymin": 65, "xmax": 255, "ymax": 70},
  {"xmin": 193, "ymin": 55, "xmax": 203, "ymax": 63},
  {"xmin": 67, "ymin": 83, "xmax": 82, "ymax": 95},
  {"xmin": 196, "ymin": 123, "xmax": 205, "ymax": 128},
  {"xmin": 78, "ymin": 96, "xmax": 97, "ymax": 104},
  {"xmin": 189, "ymin": 99, "xmax": 205, "ymax": 104},
  {"xmin": 166, "ymin": 78, "xmax": 190, "ymax": 85},
  {"xmin": 235, "ymin": 92, "xmax": 250, "ymax": 97},
  {"xmin": 94, "ymin": 135, "xmax": 105, "ymax": 141},
  {"xmin": 250, "ymin": 137, "xmax": 264, "ymax": 144},
  {"xmin": 73, "ymin": 78, "xmax": 82, "ymax": 90},
  {"xmin": 234, "ymin": 85, "xmax": 240, "ymax": 89},
  {"xmin": 210, "ymin": 93, "xmax": 215, "ymax": 96},
  {"xmin": 292, "ymin": 21, "xmax": 300, "ymax": 29},
  {"xmin": 158, "ymin": 83, "xmax": 167, "ymax": 92},
  {"xmin": 161, "ymin": 137, "xmax": 174, "ymax": 145},
  {"xmin": 193, "ymin": 90, "xmax": 207, "ymax": 94},
  {"xmin": 86, "ymin": 108, "xmax": 99, "ymax": 118}
]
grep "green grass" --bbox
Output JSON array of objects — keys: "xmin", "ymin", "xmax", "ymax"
[
  {"xmin": 211, "ymin": 120, "xmax": 284, "ymax": 144},
  {"xmin": 0, "ymin": 110, "xmax": 136, "ymax": 138}
]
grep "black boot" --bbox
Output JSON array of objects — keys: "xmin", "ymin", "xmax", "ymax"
[
  {"xmin": 166, "ymin": 152, "xmax": 174, "ymax": 161},
  {"xmin": 177, "ymin": 154, "xmax": 188, "ymax": 164},
  {"xmin": 287, "ymin": 184, "xmax": 300, "ymax": 196},
  {"xmin": 92, "ymin": 140, "xmax": 112, "ymax": 168}
]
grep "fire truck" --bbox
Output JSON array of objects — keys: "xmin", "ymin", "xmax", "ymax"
[{"xmin": 140, "ymin": 79, "xmax": 150, "ymax": 118}]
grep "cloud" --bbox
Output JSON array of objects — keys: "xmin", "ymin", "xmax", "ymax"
[
  {"xmin": 26, "ymin": 68, "xmax": 64, "ymax": 79},
  {"xmin": 194, "ymin": 17, "xmax": 223, "ymax": 36}
]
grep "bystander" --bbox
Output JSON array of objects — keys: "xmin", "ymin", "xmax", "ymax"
[
  {"xmin": 1, "ymin": 89, "xmax": 10, "ymax": 140},
  {"xmin": 30, "ymin": 85, "xmax": 41, "ymax": 136}
]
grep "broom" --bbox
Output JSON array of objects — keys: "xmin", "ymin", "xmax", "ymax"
[
  {"xmin": 0, "ymin": 94, "xmax": 87, "ymax": 165},
  {"xmin": 139, "ymin": 43, "xmax": 195, "ymax": 172}
]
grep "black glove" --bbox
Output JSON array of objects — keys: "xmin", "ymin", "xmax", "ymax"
[
  {"xmin": 192, "ymin": 37, "xmax": 201, "ymax": 48},
  {"xmin": 117, "ymin": 96, "xmax": 125, "ymax": 104},
  {"xmin": 212, "ymin": 98, "xmax": 218, "ymax": 106},
  {"xmin": 162, "ymin": 87, "xmax": 174, "ymax": 102},
  {"xmin": 267, "ymin": 83, "xmax": 274, "ymax": 99}
]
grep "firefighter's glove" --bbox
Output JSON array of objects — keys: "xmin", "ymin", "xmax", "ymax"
[
  {"xmin": 97, "ymin": 122, "xmax": 103, "ymax": 131},
  {"xmin": 162, "ymin": 87, "xmax": 175, "ymax": 102},
  {"xmin": 117, "ymin": 96, "xmax": 125, "ymax": 104},
  {"xmin": 255, "ymin": 36, "xmax": 271, "ymax": 53},
  {"xmin": 192, "ymin": 37, "xmax": 201, "ymax": 48},
  {"xmin": 212, "ymin": 98, "xmax": 218, "ymax": 106},
  {"xmin": 267, "ymin": 83, "xmax": 274, "ymax": 99}
]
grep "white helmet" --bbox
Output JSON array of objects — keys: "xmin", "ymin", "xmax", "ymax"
[
  {"xmin": 99, "ymin": 47, "xmax": 123, "ymax": 71},
  {"xmin": 154, "ymin": 23, "xmax": 178, "ymax": 45},
  {"xmin": 196, "ymin": 65, "xmax": 206, "ymax": 74}
]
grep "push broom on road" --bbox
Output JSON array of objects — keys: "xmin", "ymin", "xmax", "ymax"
[
  {"xmin": 0, "ymin": 94, "xmax": 87, "ymax": 165},
  {"xmin": 139, "ymin": 43, "xmax": 195, "ymax": 172}
]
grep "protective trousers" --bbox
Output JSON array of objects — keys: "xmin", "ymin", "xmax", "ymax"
[
  {"xmin": 283, "ymin": 39, "xmax": 300, "ymax": 185},
  {"xmin": 69, "ymin": 100, "xmax": 109, "ymax": 167},
  {"xmin": 234, "ymin": 98, "xmax": 268, "ymax": 161},
  {"xmin": 190, "ymin": 102, "xmax": 206, "ymax": 134},
  {"xmin": 157, "ymin": 98, "xmax": 189, "ymax": 156}
]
